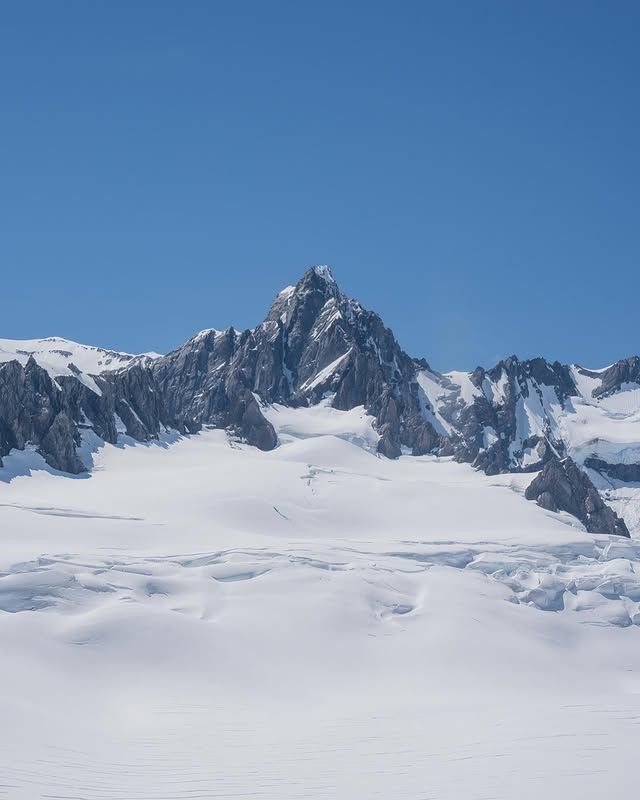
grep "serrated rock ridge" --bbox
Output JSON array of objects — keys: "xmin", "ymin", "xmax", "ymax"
[{"xmin": 0, "ymin": 266, "xmax": 637, "ymax": 537}]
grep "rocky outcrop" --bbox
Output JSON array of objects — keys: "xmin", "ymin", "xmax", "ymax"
[
  {"xmin": 0, "ymin": 358, "xmax": 81, "ymax": 472},
  {"xmin": 0, "ymin": 357, "xmax": 179, "ymax": 474},
  {"xmin": 1, "ymin": 267, "xmax": 440, "ymax": 470},
  {"xmin": 584, "ymin": 456, "xmax": 640, "ymax": 484},
  {"xmin": 261, "ymin": 267, "xmax": 443, "ymax": 457},
  {"xmin": 150, "ymin": 266, "xmax": 441, "ymax": 459},
  {"xmin": 0, "ymin": 265, "xmax": 635, "ymax": 538},
  {"xmin": 590, "ymin": 357, "xmax": 640, "ymax": 399},
  {"xmin": 227, "ymin": 388, "xmax": 278, "ymax": 451},
  {"xmin": 39, "ymin": 411, "xmax": 84, "ymax": 473},
  {"xmin": 428, "ymin": 355, "xmax": 575, "ymax": 476},
  {"xmin": 525, "ymin": 457, "xmax": 630, "ymax": 537}
]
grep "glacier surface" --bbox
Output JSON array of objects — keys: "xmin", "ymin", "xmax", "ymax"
[{"xmin": 1, "ymin": 403, "xmax": 639, "ymax": 798}]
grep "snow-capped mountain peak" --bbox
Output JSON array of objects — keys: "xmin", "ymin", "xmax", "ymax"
[{"xmin": 0, "ymin": 267, "xmax": 638, "ymax": 538}]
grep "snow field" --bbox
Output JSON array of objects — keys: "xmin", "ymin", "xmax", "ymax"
[{"xmin": 1, "ymin": 403, "xmax": 639, "ymax": 798}]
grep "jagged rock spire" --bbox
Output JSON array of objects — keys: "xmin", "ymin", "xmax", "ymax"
[{"xmin": 0, "ymin": 265, "xmax": 637, "ymax": 537}]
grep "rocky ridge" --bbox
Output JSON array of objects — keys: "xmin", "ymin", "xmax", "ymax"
[{"xmin": 0, "ymin": 266, "xmax": 635, "ymax": 537}]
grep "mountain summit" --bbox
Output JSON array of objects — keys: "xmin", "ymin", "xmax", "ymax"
[{"xmin": 1, "ymin": 266, "xmax": 637, "ymax": 537}]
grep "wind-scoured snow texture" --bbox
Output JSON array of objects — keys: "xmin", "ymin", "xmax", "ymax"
[{"xmin": 1, "ymin": 407, "xmax": 640, "ymax": 798}]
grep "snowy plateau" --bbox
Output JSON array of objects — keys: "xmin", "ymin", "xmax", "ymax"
[{"xmin": 1, "ymin": 267, "xmax": 640, "ymax": 799}]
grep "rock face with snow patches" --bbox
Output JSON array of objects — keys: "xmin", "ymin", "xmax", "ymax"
[
  {"xmin": 1, "ymin": 266, "xmax": 639, "ymax": 537},
  {"xmin": 525, "ymin": 457, "xmax": 629, "ymax": 537},
  {"xmin": 150, "ymin": 266, "xmax": 440, "ymax": 459},
  {"xmin": 0, "ymin": 357, "xmax": 177, "ymax": 472}
]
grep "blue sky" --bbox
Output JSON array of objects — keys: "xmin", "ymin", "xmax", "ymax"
[{"xmin": 1, "ymin": 1, "xmax": 638, "ymax": 371}]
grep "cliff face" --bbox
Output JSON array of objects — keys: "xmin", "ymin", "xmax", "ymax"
[
  {"xmin": 0, "ymin": 357, "xmax": 177, "ymax": 473},
  {"xmin": 0, "ymin": 266, "xmax": 637, "ymax": 537},
  {"xmin": 150, "ymin": 266, "xmax": 440, "ymax": 458},
  {"xmin": 525, "ymin": 457, "xmax": 629, "ymax": 537}
]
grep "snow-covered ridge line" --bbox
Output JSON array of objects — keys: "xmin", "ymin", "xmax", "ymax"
[
  {"xmin": 0, "ymin": 266, "xmax": 639, "ymax": 537},
  {"xmin": 0, "ymin": 336, "xmax": 160, "ymax": 375}
]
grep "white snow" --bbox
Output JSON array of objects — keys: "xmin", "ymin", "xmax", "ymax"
[
  {"xmin": 416, "ymin": 369, "xmax": 454, "ymax": 435},
  {"xmin": 558, "ymin": 377, "xmax": 640, "ymax": 538},
  {"xmin": 312, "ymin": 264, "xmax": 335, "ymax": 283},
  {"xmin": 1, "ymin": 403, "xmax": 639, "ymax": 798},
  {"xmin": 570, "ymin": 364, "xmax": 602, "ymax": 399},
  {"xmin": 483, "ymin": 368, "xmax": 510, "ymax": 404},
  {"xmin": 438, "ymin": 365, "xmax": 640, "ymax": 502},
  {"xmin": 263, "ymin": 399, "xmax": 379, "ymax": 451},
  {"xmin": 507, "ymin": 380, "xmax": 562, "ymax": 457},
  {"xmin": 277, "ymin": 284, "xmax": 296, "ymax": 300},
  {"xmin": 444, "ymin": 369, "xmax": 482, "ymax": 404},
  {"xmin": 0, "ymin": 336, "xmax": 159, "ymax": 395},
  {"xmin": 482, "ymin": 425, "xmax": 499, "ymax": 448},
  {"xmin": 191, "ymin": 327, "xmax": 226, "ymax": 342},
  {"xmin": 298, "ymin": 349, "xmax": 351, "ymax": 393},
  {"xmin": 309, "ymin": 299, "xmax": 343, "ymax": 340}
]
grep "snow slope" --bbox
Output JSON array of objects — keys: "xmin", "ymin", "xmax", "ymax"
[
  {"xmin": 0, "ymin": 336, "xmax": 160, "ymax": 394},
  {"xmin": 1, "ymin": 404, "xmax": 639, "ymax": 798},
  {"xmin": 428, "ymin": 361, "xmax": 640, "ymax": 472},
  {"xmin": 419, "ymin": 360, "xmax": 640, "ymax": 536},
  {"xmin": 563, "ymin": 365, "xmax": 640, "ymax": 464}
]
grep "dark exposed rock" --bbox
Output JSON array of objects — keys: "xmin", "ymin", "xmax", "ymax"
[
  {"xmin": 39, "ymin": 411, "xmax": 85, "ymax": 473},
  {"xmin": 588, "ymin": 357, "xmax": 640, "ymax": 399},
  {"xmin": 584, "ymin": 456, "xmax": 640, "ymax": 484},
  {"xmin": 497, "ymin": 357, "xmax": 577, "ymax": 402},
  {"xmin": 525, "ymin": 457, "xmax": 630, "ymax": 537},
  {"xmin": 0, "ymin": 358, "xmax": 79, "ymax": 471},
  {"xmin": 436, "ymin": 355, "xmax": 575, "ymax": 476},
  {"xmin": 227, "ymin": 388, "xmax": 278, "ymax": 451},
  {"xmin": 0, "ymin": 356, "xmax": 177, "ymax": 474},
  {"xmin": 1, "ymin": 267, "xmax": 440, "ymax": 470},
  {"xmin": 0, "ymin": 265, "xmax": 635, "ymax": 538},
  {"xmin": 150, "ymin": 265, "xmax": 441, "ymax": 460},
  {"xmin": 536, "ymin": 490, "xmax": 557, "ymax": 512}
]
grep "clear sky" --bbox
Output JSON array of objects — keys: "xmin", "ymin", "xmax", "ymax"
[{"xmin": 1, "ymin": 1, "xmax": 638, "ymax": 371}]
